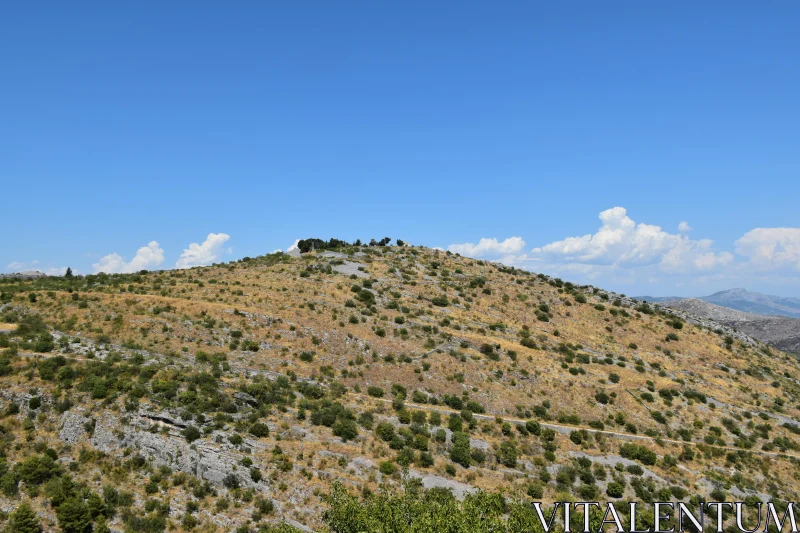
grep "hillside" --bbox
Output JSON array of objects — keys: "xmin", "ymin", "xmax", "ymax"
[
  {"xmin": 1, "ymin": 243, "xmax": 800, "ymax": 532},
  {"xmin": 638, "ymin": 289, "xmax": 800, "ymax": 319},
  {"xmin": 658, "ymin": 298, "xmax": 800, "ymax": 354}
]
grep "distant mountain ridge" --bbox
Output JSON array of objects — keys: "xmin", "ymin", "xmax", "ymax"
[
  {"xmin": 657, "ymin": 298, "xmax": 800, "ymax": 354},
  {"xmin": 703, "ymin": 288, "xmax": 800, "ymax": 318},
  {"xmin": 637, "ymin": 288, "xmax": 800, "ymax": 318}
]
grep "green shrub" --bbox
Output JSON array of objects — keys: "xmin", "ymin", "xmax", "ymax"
[
  {"xmin": 619, "ymin": 443, "xmax": 657, "ymax": 465},
  {"xmin": 526, "ymin": 483, "xmax": 544, "ymax": 499},
  {"xmin": 606, "ymin": 482, "xmax": 624, "ymax": 498},
  {"xmin": 332, "ymin": 419, "xmax": 359, "ymax": 441},
  {"xmin": 375, "ymin": 422, "xmax": 395, "ymax": 442},
  {"xmin": 496, "ymin": 441, "xmax": 518, "ymax": 468},
  {"xmin": 249, "ymin": 423, "xmax": 270, "ymax": 438},
  {"xmin": 450, "ymin": 432, "xmax": 471, "ymax": 468},
  {"xmin": 367, "ymin": 386, "xmax": 384, "ymax": 398},
  {"xmin": 15, "ymin": 454, "xmax": 61, "ymax": 485},
  {"xmin": 183, "ymin": 426, "xmax": 201, "ymax": 443}
]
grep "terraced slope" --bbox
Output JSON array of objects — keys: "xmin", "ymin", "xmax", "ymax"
[{"xmin": 0, "ymin": 245, "xmax": 798, "ymax": 532}]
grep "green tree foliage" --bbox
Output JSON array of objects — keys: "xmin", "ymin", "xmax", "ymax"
[
  {"xmin": 14, "ymin": 454, "xmax": 61, "ymax": 485},
  {"xmin": 431, "ymin": 295, "xmax": 449, "ymax": 307},
  {"xmin": 496, "ymin": 441, "xmax": 518, "ymax": 468},
  {"xmin": 55, "ymin": 497, "xmax": 92, "ymax": 533},
  {"xmin": 321, "ymin": 482, "xmax": 546, "ymax": 533},
  {"xmin": 5, "ymin": 502, "xmax": 42, "ymax": 533},
  {"xmin": 249, "ymin": 422, "xmax": 270, "ymax": 438},
  {"xmin": 296, "ymin": 238, "xmax": 351, "ymax": 253},
  {"xmin": 450, "ymin": 432, "xmax": 471, "ymax": 468},
  {"xmin": 332, "ymin": 419, "xmax": 359, "ymax": 441},
  {"xmin": 606, "ymin": 481, "xmax": 624, "ymax": 498},
  {"xmin": 619, "ymin": 443, "xmax": 657, "ymax": 465},
  {"xmin": 183, "ymin": 425, "xmax": 201, "ymax": 443}
]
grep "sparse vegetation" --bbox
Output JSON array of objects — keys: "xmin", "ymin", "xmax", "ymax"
[{"xmin": 0, "ymin": 243, "xmax": 796, "ymax": 531}]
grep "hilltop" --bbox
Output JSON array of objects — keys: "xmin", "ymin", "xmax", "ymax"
[{"xmin": 1, "ymin": 242, "xmax": 800, "ymax": 532}]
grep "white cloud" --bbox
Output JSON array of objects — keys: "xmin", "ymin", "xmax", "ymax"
[
  {"xmin": 531, "ymin": 207, "xmax": 731, "ymax": 274},
  {"xmin": 735, "ymin": 228, "xmax": 800, "ymax": 271},
  {"xmin": 6, "ymin": 260, "xmax": 70, "ymax": 275},
  {"xmin": 534, "ymin": 208, "xmax": 677, "ymax": 265},
  {"xmin": 448, "ymin": 236, "xmax": 525, "ymax": 257},
  {"xmin": 176, "ymin": 233, "xmax": 230, "ymax": 269},
  {"xmin": 286, "ymin": 240, "xmax": 300, "ymax": 253},
  {"xmin": 93, "ymin": 241, "xmax": 165, "ymax": 273},
  {"xmin": 462, "ymin": 208, "xmax": 800, "ymax": 294},
  {"xmin": 659, "ymin": 238, "xmax": 734, "ymax": 273}
]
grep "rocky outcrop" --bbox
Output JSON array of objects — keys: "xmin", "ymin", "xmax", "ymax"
[
  {"xmin": 659, "ymin": 299, "xmax": 800, "ymax": 353},
  {"xmin": 60, "ymin": 410, "xmax": 92, "ymax": 444},
  {"xmin": 62, "ymin": 409, "xmax": 273, "ymax": 494},
  {"xmin": 0, "ymin": 271, "xmax": 47, "ymax": 280},
  {"xmin": 407, "ymin": 470, "xmax": 476, "ymax": 500}
]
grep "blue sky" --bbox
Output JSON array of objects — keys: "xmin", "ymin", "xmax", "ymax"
[{"xmin": 2, "ymin": 2, "xmax": 799, "ymax": 296}]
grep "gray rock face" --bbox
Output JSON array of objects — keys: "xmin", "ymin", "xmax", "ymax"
[
  {"xmin": 60, "ymin": 410, "xmax": 91, "ymax": 444},
  {"xmin": 86, "ymin": 413, "xmax": 271, "ymax": 493},
  {"xmin": 332, "ymin": 261, "xmax": 368, "ymax": 278},
  {"xmin": 469, "ymin": 438, "xmax": 489, "ymax": 451},
  {"xmin": 138, "ymin": 408, "xmax": 190, "ymax": 428},
  {"xmin": 234, "ymin": 391, "xmax": 259, "ymax": 406},
  {"xmin": 348, "ymin": 457, "xmax": 375, "ymax": 475},
  {"xmin": 660, "ymin": 299, "xmax": 800, "ymax": 353},
  {"xmin": 0, "ymin": 389, "xmax": 48, "ymax": 417},
  {"xmin": 407, "ymin": 470, "xmax": 477, "ymax": 500},
  {"xmin": 0, "ymin": 271, "xmax": 47, "ymax": 279}
]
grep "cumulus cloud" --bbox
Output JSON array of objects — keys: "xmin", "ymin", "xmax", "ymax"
[
  {"xmin": 7, "ymin": 260, "xmax": 72, "ymax": 276},
  {"xmin": 6, "ymin": 260, "xmax": 41, "ymax": 272},
  {"xmin": 448, "ymin": 237, "xmax": 525, "ymax": 257},
  {"xmin": 451, "ymin": 208, "xmax": 800, "ymax": 293},
  {"xmin": 94, "ymin": 241, "xmax": 165, "ymax": 273},
  {"xmin": 735, "ymin": 228, "xmax": 800, "ymax": 271},
  {"xmin": 176, "ymin": 233, "xmax": 231, "ymax": 269},
  {"xmin": 286, "ymin": 240, "xmax": 300, "ymax": 253},
  {"xmin": 660, "ymin": 239, "xmax": 734, "ymax": 273},
  {"xmin": 6, "ymin": 261, "xmax": 27, "ymax": 271},
  {"xmin": 531, "ymin": 207, "xmax": 731, "ymax": 273}
]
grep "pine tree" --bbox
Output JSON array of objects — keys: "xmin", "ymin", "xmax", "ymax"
[
  {"xmin": 65, "ymin": 267, "xmax": 73, "ymax": 278},
  {"xmin": 56, "ymin": 497, "xmax": 91, "ymax": 533},
  {"xmin": 94, "ymin": 518, "xmax": 111, "ymax": 533},
  {"xmin": 5, "ymin": 503, "xmax": 42, "ymax": 533}
]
